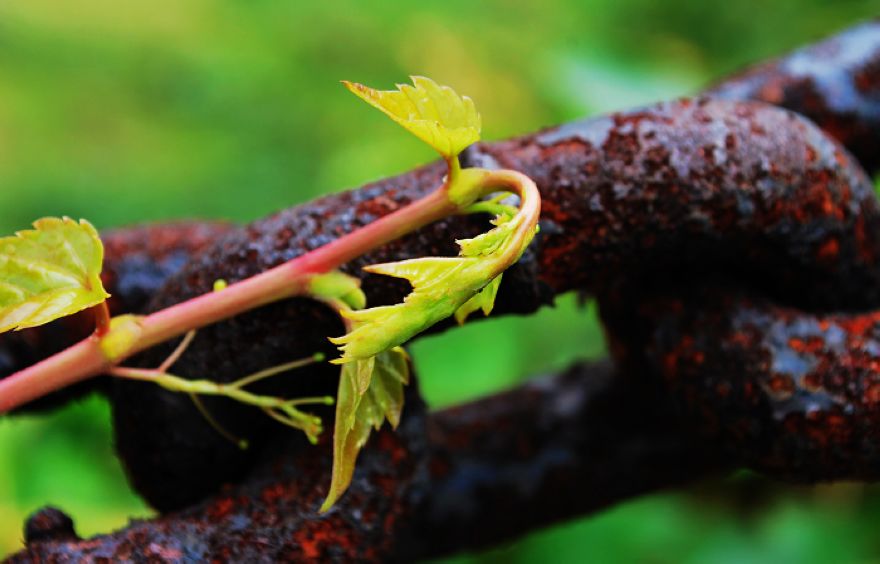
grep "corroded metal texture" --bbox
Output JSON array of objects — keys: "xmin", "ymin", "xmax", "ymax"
[
  {"xmin": 12, "ymin": 399, "xmax": 428, "ymax": 563},
  {"xmin": 709, "ymin": 20, "xmax": 880, "ymax": 173},
  {"xmin": 100, "ymin": 222, "xmax": 235, "ymax": 315},
  {"xmin": 10, "ymin": 363, "xmax": 728, "ymax": 563},
  {"xmin": 398, "ymin": 362, "xmax": 727, "ymax": 560},
  {"xmin": 6, "ymin": 19, "xmax": 880, "ymax": 563},
  {"xmin": 474, "ymin": 98, "xmax": 880, "ymax": 309},
  {"xmin": 601, "ymin": 285, "xmax": 880, "ymax": 482}
]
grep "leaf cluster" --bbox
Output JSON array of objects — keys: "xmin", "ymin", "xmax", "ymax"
[
  {"xmin": 0, "ymin": 77, "xmax": 539, "ymax": 514},
  {"xmin": 320, "ymin": 77, "xmax": 539, "ymax": 510}
]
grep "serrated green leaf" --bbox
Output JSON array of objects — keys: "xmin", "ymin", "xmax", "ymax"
[
  {"xmin": 457, "ymin": 214, "xmax": 516, "ymax": 258},
  {"xmin": 330, "ymin": 202, "xmax": 537, "ymax": 363},
  {"xmin": 354, "ymin": 355, "xmax": 375, "ymax": 396},
  {"xmin": 321, "ymin": 347, "xmax": 409, "ymax": 512},
  {"xmin": 343, "ymin": 76, "xmax": 481, "ymax": 158},
  {"xmin": 362, "ymin": 256, "xmax": 467, "ymax": 287},
  {"xmin": 0, "ymin": 217, "xmax": 109, "ymax": 332},
  {"xmin": 330, "ymin": 256, "xmax": 482, "ymax": 361},
  {"xmin": 454, "ymin": 273, "xmax": 502, "ymax": 325}
]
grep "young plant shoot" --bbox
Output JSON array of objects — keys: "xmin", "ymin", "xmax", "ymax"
[{"xmin": 0, "ymin": 77, "xmax": 541, "ymax": 509}]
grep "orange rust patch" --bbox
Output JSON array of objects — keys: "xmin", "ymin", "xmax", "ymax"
[{"xmin": 816, "ymin": 238, "xmax": 840, "ymax": 261}]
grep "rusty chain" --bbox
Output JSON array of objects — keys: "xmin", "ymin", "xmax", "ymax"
[{"xmin": 6, "ymin": 19, "xmax": 880, "ymax": 562}]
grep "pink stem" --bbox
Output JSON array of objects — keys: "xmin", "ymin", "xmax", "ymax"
[{"xmin": 0, "ymin": 187, "xmax": 456, "ymax": 412}]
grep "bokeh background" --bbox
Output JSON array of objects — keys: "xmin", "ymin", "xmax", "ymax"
[{"xmin": 2, "ymin": 1, "xmax": 880, "ymax": 561}]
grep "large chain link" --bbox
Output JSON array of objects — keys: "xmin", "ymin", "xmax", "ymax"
[{"xmin": 6, "ymin": 21, "xmax": 880, "ymax": 561}]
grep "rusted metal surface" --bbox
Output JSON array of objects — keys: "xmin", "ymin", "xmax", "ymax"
[
  {"xmin": 10, "ymin": 363, "xmax": 728, "ymax": 563},
  {"xmin": 398, "ymin": 362, "xmax": 727, "ymax": 560},
  {"xmin": 6, "ymin": 19, "xmax": 880, "ymax": 563},
  {"xmin": 709, "ymin": 20, "xmax": 880, "ymax": 173},
  {"xmin": 11, "ymin": 415, "xmax": 427, "ymax": 563},
  {"xmin": 601, "ymin": 285, "xmax": 880, "ymax": 482},
  {"xmin": 475, "ymin": 97, "xmax": 880, "ymax": 309},
  {"xmin": 100, "ymin": 222, "xmax": 236, "ymax": 315}
]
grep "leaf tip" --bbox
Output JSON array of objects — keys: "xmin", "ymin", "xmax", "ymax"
[{"xmin": 318, "ymin": 497, "xmax": 336, "ymax": 514}]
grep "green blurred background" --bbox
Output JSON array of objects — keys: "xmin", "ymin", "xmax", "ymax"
[{"xmin": 2, "ymin": 0, "xmax": 880, "ymax": 561}]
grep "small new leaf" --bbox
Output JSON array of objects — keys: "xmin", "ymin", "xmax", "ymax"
[
  {"xmin": 329, "ymin": 256, "xmax": 481, "ymax": 361},
  {"xmin": 0, "ymin": 217, "xmax": 109, "ymax": 332},
  {"xmin": 321, "ymin": 346, "xmax": 409, "ymax": 512},
  {"xmin": 451, "ymin": 210, "xmax": 516, "ymax": 324},
  {"xmin": 454, "ymin": 274, "xmax": 502, "ymax": 325},
  {"xmin": 330, "ymin": 205, "xmax": 537, "ymax": 362},
  {"xmin": 457, "ymin": 212, "xmax": 516, "ymax": 257},
  {"xmin": 343, "ymin": 76, "xmax": 481, "ymax": 159}
]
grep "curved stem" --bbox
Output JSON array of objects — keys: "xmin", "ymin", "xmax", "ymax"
[{"xmin": 478, "ymin": 169, "xmax": 542, "ymax": 275}]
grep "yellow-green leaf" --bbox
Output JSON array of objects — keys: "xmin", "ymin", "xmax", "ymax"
[
  {"xmin": 0, "ymin": 217, "xmax": 109, "ymax": 332},
  {"xmin": 329, "ymin": 256, "xmax": 483, "ymax": 361},
  {"xmin": 321, "ymin": 347, "xmax": 409, "ymax": 512},
  {"xmin": 454, "ymin": 274, "xmax": 502, "ymax": 325},
  {"xmin": 329, "ymin": 202, "xmax": 538, "ymax": 363},
  {"xmin": 457, "ymin": 214, "xmax": 516, "ymax": 258},
  {"xmin": 343, "ymin": 76, "xmax": 481, "ymax": 158}
]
